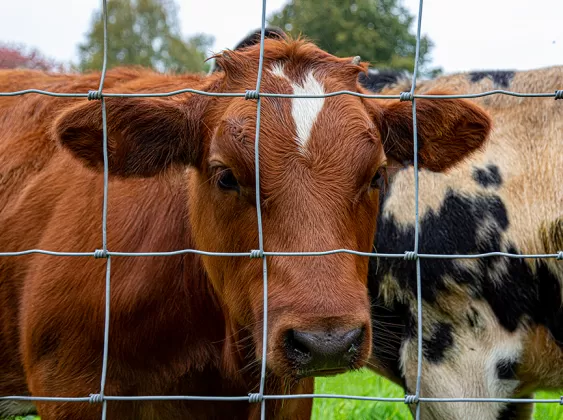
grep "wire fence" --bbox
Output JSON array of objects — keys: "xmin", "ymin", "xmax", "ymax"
[{"xmin": 0, "ymin": 0, "xmax": 562, "ymax": 419}]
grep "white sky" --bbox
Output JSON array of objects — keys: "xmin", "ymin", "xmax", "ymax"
[{"xmin": 1, "ymin": 0, "xmax": 562, "ymax": 74}]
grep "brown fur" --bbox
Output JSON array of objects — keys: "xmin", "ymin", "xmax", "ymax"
[{"xmin": 0, "ymin": 38, "xmax": 491, "ymax": 419}]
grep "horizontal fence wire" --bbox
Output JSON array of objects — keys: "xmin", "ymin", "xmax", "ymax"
[
  {"xmin": 0, "ymin": 249, "xmax": 561, "ymax": 259},
  {"xmin": 1, "ymin": 89, "xmax": 562, "ymax": 100},
  {"xmin": 2, "ymin": 394, "xmax": 563, "ymax": 404},
  {"xmin": 0, "ymin": 0, "xmax": 562, "ymax": 417}
]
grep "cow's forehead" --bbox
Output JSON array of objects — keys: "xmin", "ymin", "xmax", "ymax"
[
  {"xmin": 211, "ymin": 62, "xmax": 383, "ymax": 179},
  {"xmin": 268, "ymin": 62, "xmax": 326, "ymax": 153}
]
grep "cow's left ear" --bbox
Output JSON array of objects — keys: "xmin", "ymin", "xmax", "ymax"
[
  {"xmin": 53, "ymin": 94, "xmax": 209, "ymax": 177},
  {"xmin": 375, "ymin": 91, "xmax": 492, "ymax": 172}
]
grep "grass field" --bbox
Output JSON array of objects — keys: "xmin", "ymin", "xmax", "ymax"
[
  {"xmin": 312, "ymin": 369, "xmax": 563, "ymax": 419},
  {"xmin": 8, "ymin": 369, "xmax": 563, "ymax": 419}
]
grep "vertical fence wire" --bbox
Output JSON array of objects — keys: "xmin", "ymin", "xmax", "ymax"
[
  {"xmin": 97, "ymin": 0, "xmax": 111, "ymax": 419},
  {"xmin": 410, "ymin": 1, "xmax": 424, "ymax": 418},
  {"xmin": 251, "ymin": 0, "xmax": 269, "ymax": 418},
  {"xmin": 0, "ymin": 0, "xmax": 562, "ymax": 418}
]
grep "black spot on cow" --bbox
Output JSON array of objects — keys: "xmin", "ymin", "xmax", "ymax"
[
  {"xmin": 370, "ymin": 185, "xmax": 563, "ymax": 356},
  {"xmin": 423, "ymin": 322, "xmax": 454, "ymax": 363},
  {"xmin": 473, "ymin": 164, "xmax": 503, "ymax": 188},
  {"xmin": 481, "ymin": 247, "xmax": 563, "ymax": 342},
  {"xmin": 497, "ymin": 398, "xmax": 535, "ymax": 420},
  {"xmin": 358, "ymin": 69, "xmax": 410, "ymax": 93},
  {"xmin": 374, "ymin": 188, "xmax": 509, "ymax": 303},
  {"xmin": 496, "ymin": 359, "xmax": 518, "ymax": 380},
  {"xmin": 468, "ymin": 71, "xmax": 515, "ymax": 89},
  {"xmin": 498, "ymin": 402, "xmax": 519, "ymax": 420}
]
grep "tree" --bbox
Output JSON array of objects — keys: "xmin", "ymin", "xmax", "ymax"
[
  {"xmin": 269, "ymin": 0, "xmax": 439, "ymax": 75},
  {"xmin": 78, "ymin": 0, "xmax": 214, "ymax": 74},
  {"xmin": 0, "ymin": 43, "xmax": 66, "ymax": 72}
]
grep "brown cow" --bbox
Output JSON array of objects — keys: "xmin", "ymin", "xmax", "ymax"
[{"xmin": 0, "ymin": 38, "xmax": 491, "ymax": 419}]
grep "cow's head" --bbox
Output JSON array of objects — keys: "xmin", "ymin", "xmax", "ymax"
[{"xmin": 52, "ymin": 38, "xmax": 491, "ymax": 380}]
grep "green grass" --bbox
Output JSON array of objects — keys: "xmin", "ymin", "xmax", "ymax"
[
  {"xmin": 6, "ymin": 370, "xmax": 563, "ymax": 419},
  {"xmin": 312, "ymin": 369, "xmax": 563, "ymax": 420}
]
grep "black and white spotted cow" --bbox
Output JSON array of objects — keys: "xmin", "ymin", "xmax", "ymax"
[
  {"xmin": 219, "ymin": 28, "xmax": 563, "ymax": 419},
  {"xmin": 369, "ymin": 67, "xmax": 563, "ymax": 420}
]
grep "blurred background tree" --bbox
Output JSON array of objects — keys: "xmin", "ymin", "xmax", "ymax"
[
  {"xmin": 78, "ymin": 0, "xmax": 214, "ymax": 74},
  {"xmin": 269, "ymin": 0, "xmax": 441, "ymax": 76}
]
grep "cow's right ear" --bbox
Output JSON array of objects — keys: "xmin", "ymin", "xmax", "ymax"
[{"xmin": 53, "ymin": 95, "xmax": 209, "ymax": 177}]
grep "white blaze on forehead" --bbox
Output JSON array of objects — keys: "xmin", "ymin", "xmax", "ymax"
[{"xmin": 269, "ymin": 63, "xmax": 325, "ymax": 151}]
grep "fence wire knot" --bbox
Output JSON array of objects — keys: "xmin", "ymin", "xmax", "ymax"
[
  {"xmin": 245, "ymin": 90, "xmax": 260, "ymax": 100},
  {"xmin": 557, "ymin": 251, "xmax": 563, "ymax": 260},
  {"xmin": 250, "ymin": 249, "xmax": 264, "ymax": 259},
  {"xmin": 560, "ymin": 396, "xmax": 563, "ymax": 405},
  {"xmin": 555, "ymin": 90, "xmax": 563, "ymax": 100},
  {"xmin": 404, "ymin": 251, "xmax": 419, "ymax": 260},
  {"xmin": 87, "ymin": 90, "xmax": 103, "ymax": 101},
  {"xmin": 89, "ymin": 393, "xmax": 104, "ymax": 404},
  {"xmin": 248, "ymin": 393, "xmax": 263, "ymax": 403},
  {"xmin": 94, "ymin": 249, "xmax": 109, "ymax": 259},
  {"xmin": 400, "ymin": 91, "xmax": 414, "ymax": 101},
  {"xmin": 404, "ymin": 394, "xmax": 419, "ymax": 404}
]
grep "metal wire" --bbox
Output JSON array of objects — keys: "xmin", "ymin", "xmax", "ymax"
[
  {"xmin": 2, "ymin": 393, "xmax": 562, "ymax": 404},
  {"xmin": 99, "ymin": 1, "xmax": 110, "ymax": 417},
  {"xmin": 251, "ymin": 1, "xmax": 269, "ymax": 418},
  {"xmin": 0, "ymin": 249, "xmax": 561, "ymax": 259},
  {"xmin": 409, "ymin": 1, "xmax": 424, "ymax": 418},
  {"xmin": 2, "ymin": 89, "xmax": 561, "ymax": 100},
  {"xmin": 0, "ymin": 0, "xmax": 562, "ymax": 418}
]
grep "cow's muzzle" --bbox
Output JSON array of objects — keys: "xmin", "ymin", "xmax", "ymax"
[{"xmin": 283, "ymin": 326, "xmax": 366, "ymax": 377}]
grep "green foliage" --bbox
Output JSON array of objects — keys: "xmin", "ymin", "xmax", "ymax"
[
  {"xmin": 269, "ymin": 0, "xmax": 439, "ymax": 75},
  {"xmin": 313, "ymin": 369, "xmax": 563, "ymax": 419},
  {"xmin": 78, "ymin": 0, "xmax": 214, "ymax": 74}
]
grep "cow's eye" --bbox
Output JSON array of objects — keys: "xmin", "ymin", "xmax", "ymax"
[
  {"xmin": 217, "ymin": 168, "xmax": 240, "ymax": 192},
  {"xmin": 370, "ymin": 166, "xmax": 388, "ymax": 190}
]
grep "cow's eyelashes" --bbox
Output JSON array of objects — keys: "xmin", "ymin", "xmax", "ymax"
[
  {"xmin": 370, "ymin": 166, "xmax": 388, "ymax": 190},
  {"xmin": 216, "ymin": 168, "xmax": 240, "ymax": 192}
]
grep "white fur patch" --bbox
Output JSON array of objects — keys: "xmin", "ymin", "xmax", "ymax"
[
  {"xmin": 270, "ymin": 62, "xmax": 286, "ymax": 79},
  {"xmin": 269, "ymin": 63, "xmax": 325, "ymax": 151}
]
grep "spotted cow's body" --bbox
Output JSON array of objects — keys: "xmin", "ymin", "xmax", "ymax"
[{"xmin": 368, "ymin": 66, "xmax": 563, "ymax": 419}]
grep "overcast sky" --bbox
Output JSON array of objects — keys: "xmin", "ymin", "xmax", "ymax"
[{"xmin": 1, "ymin": 0, "xmax": 562, "ymax": 74}]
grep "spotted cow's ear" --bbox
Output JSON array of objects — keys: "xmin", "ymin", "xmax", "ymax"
[
  {"xmin": 53, "ymin": 94, "xmax": 210, "ymax": 177},
  {"xmin": 376, "ymin": 91, "xmax": 492, "ymax": 172}
]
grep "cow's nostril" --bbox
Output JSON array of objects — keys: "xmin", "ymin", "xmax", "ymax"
[
  {"xmin": 284, "ymin": 327, "xmax": 364, "ymax": 376},
  {"xmin": 286, "ymin": 329, "xmax": 311, "ymax": 356}
]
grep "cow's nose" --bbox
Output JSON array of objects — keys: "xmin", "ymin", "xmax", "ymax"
[{"xmin": 284, "ymin": 327, "xmax": 364, "ymax": 375}]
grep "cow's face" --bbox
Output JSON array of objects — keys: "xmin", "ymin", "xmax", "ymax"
[
  {"xmin": 190, "ymin": 56, "xmax": 389, "ymax": 378},
  {"xmin": 54, "ymin": 39, "xmax": 491, "ymax": 380}
]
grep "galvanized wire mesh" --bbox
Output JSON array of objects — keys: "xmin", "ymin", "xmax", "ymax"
[{"xmin": 0, "ymin": 0, "xmax": 562, "ymax": 419}]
